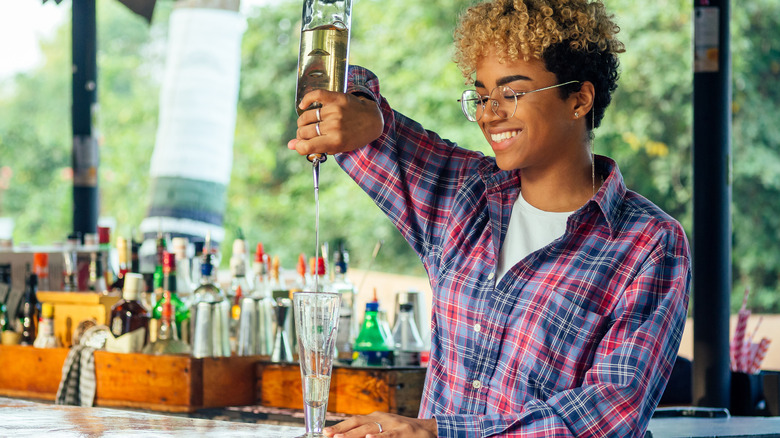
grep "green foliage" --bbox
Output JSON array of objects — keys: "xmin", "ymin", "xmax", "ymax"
[{"xmin": 0, "ymin": 0, "xmax": 779, "ymax": 311}]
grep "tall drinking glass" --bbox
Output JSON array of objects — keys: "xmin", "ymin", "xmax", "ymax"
[{"xmin": 293, "ymin": 292, "xmax": 341, "ymax": 438}]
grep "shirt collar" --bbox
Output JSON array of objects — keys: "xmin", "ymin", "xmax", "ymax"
[{"xmin": 478, "ymin": 155, "xmax": 626, "ymax": 238}]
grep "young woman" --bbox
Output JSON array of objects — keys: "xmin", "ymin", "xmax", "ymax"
[{"xmin": 288, "ymin": 1, "xmax": 690, "ymax": 436}]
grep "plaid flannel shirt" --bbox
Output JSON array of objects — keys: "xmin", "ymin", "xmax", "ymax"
[{"xmin": 336, "ymin": 66, "xmax": 691, "ymax": 437}]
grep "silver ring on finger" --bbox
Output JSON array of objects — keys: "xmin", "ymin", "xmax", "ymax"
[
  {"xmin": 374, "ymin": 421, "xmax": 383, "ymax": 433},
  {"xmin": 315, "ymin": 107, "xmax": 321, "ymax": 122},
  {"xmin": 315, "ymin": 122, "xmax": 322, "ymax": 137}
]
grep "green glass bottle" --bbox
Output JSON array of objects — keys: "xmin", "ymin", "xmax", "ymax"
[
  {"xmin": 152, "ymin": 251, "xmax": 190, "ymax": 340},
  {"xmin": 353, "ymin": 301, "xmax": 395, "ymax": 366}
]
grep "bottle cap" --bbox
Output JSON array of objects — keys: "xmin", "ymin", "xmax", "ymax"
[
  {"xmin": 201, "ymin": 261, "xmax": 214, "ymax": 277},
  {"xmin": 297, "ymin": 254, "xmax": 307, "ymax": 277},
  {"xmin": 163, "ymin": 251, "xmax": 176, "ymax": 272},
  {"xmin": 365, "ymin": 301, "xmax": 379, "ymax": 312},
  {"xmin": 172, "ymin": 237, "xmax": 188, "ymax": 260},
  {"xmin": 33, "ymin": 253, "xmax": 49, "ymax": 275},
  {"xmin": 254, "ymin": 243, "xmax": 265, "ymax": 263},
  {"xmin": 42, "ymin": 302, "xmax": 54, "ymax": 318},
  {"xmin": 98, "ymin": 226, "xmax": 111, "ymax": 245},
  {"xmin": 123, "ymin": 273, "xmax": 144, "ymax": 301},
  {"xmin": 116, "ymin": 237, "xmax": 128, "ymax": 264},
  {"xmin": 83, "ymin": 233, "xmax": 98, "ymax": 246},
  {"xmin": 232, "ymin": 238, "xmax": 246, "ymax": 255}
]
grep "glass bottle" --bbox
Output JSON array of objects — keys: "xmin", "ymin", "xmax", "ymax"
[
  {"xmin": 33, "ymin": 302, "xmax": 60, "ymax": 348},
  {"xmin": 152, "ymin": 231, "xmax": 167, "ymax": 303},
  {"xmin": 295, "ymin": 0, "xmax": 353, "ymax": 114},
  {"xmin": 19, "ymin": 265, "xmax": 38, "ymax": 346},
  {"xmin": 142, "ymin": 291, "xmax": 191, "ymax": 355},
  {"xmin": 353, "ymin": 301, "xmax": 395, "ymax": 366},
  {"xmin": 109, "ymin": 236, "xmax": 129, "ymax": 293},
  {"xmin": 33, "ymin": 253, "xmax": 50, "ymax": 292},
  {"xmin": 192, "ymin": 253, "xmax": 226, "ymax": 303},
  {"xmin": 252, "ymin": 242, "xmax": 270, "ymax": 298},
  {"xmin": 171, "ymin": 237, "xmax": 193, "ymax": 298},
  {"xmin": 98, "ymin": 226, "xmax": 115, "ymax": 288},
  {"xmin": 331, "ymin": 242, "xmax": 356, "ymax": 363},
  {"xmin": 152, "ymin": 252, "xmax": 190, "ymax": 341},
  {"xmin": 109, "ymin": 272, "xmax": 150, "ymax": 352},
  {"xmin": 391, "ymin": 303, "xmax": 425, "ymax": 366},
  {"xmin": 305, "ymin": 257, "xmax": 332, "ymax": 293}
]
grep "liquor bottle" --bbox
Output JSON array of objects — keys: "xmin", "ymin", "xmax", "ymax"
[
  {"xmin": 142, "ymin": 291, "xmax": 191, "ymax": 355},
  {"xmin": 152, "ymin": 231, "xmax": 168, "ymax": 303},
  {"xmin": 152, "ymin": 252, "xmax": 190, "ymax": 342},
  {"xmin": 192, "ymin": 252, "xmax": 226, "ymax": 303},
  {"xmin": 108, "ymin": 273, "xmax": 150, "ymax": 353},
  {"xmin": 109, "ymin": 236, "xmax": 129, "ymax": 293},
  {"xmin": 391, "ymin": 303, "xmax": 425, "ymax": 366},
  {"xmin": 229, "ymin": 238, "xmax": 251, "ymax": 321},
  {"xmin": 353, "ymin": 299, "xmax": 395, "ymax": 367},
  {"xmin": 98, "ymin": 226, "xmax": 115, "ymax": 287},
  {"xmin": 86, "ymin": 231, "xmax": 108, "ymax": 293},
  {"xmin": 62, "ymin": 236, "xmax": 79, "ymax": 292},
  {"xmin": 305, "ymin": 257, "xmax": 332, "ymax": 293},
  {"xmin": 331, "ymin": 241, "xmax": 357, "ymax": 363},
  {"xmin": 295, "ymin": 0, "xmax": 352, "ymax": 114},
  {"xmin": 247, "ymin": 244, "xmax": 275, "ymax": 356},
  {"xmin": 33, "ymin": 302, "xmax": 60, "ymax": 348},
  {"xmin": 19, "ymin": 265, "xmax": 38, "ymax": 346},
  {"xmin": 33, "ymin": 253, "xmax": 50, "ymax": 292},
  {"xmin": 171, "ymin": 237, "xmax": 193, "ymax": 297},
  {"xmin": 252, "ymin": 243, "xmax": 270, "ymax": 298}
]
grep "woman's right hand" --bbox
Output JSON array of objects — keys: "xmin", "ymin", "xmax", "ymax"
[{"xmin": 287, "ymin": 89, "xmax": 384, "ymax": 157}]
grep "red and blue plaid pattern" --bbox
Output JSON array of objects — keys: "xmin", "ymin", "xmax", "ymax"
[{"xmin": 337, "ymin": 66, "xmax": 691, "ymax": 438}]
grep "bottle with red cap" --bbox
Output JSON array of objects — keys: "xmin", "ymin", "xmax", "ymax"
[
  {"xmin": 305, "ymin": 257, "xmax": 333, "ymax": 293},
  {"xmin": 33, "ymin": 253, "xmax": 50, "ymax": 292},
  {"xmin": 142, "ymin": 291, "xmax": 191, "ymax": 355},
  {"xmin": 151, "ymin": 251, "xmax": 190, "ymax": 342}
]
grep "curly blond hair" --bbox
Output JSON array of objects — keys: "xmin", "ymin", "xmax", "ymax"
[
  {"xmin": 454, "ymin": 0, "xmax": 625, "ymax": 128},
  {"xmin": 454, "ymin": 0, "xmax": 624, "ymax": 79}
]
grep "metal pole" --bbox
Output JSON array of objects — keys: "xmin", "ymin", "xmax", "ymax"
[
  {"xmin": 692, "ymin": 0, "xmax": 732, "ymax": 408},
  {"xmin": 72, "ymin": 0, "xmax": 99, "ymax": 240}
]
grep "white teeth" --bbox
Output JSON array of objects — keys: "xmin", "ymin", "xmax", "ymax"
[{"xmin": 490, "ymin": 130, "xmax": 519, "ymax": 142}]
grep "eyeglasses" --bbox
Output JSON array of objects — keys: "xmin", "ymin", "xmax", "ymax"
[{"xmin": 458, "ymin": 80, "xmax": 580, "ymax": 122}]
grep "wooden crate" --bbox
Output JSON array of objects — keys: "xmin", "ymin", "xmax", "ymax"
[
  {"xmin": 257, "ymin": 362, "xmax": 426, "ymax": 417},
  {"xmin": 36, "ymin": 291, "xmax": 121, "ymax": 348},
  {"xmin": 0, "ymin": 345, "xmax": 264, "ymax": 412}
]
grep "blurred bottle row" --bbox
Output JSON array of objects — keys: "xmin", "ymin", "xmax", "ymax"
[{"xmin": 0, "ymin": 228, "xmax": 429, "ymax": 367}]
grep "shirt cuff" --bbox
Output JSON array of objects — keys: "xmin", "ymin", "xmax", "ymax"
[{"xmin": 434, "ymin": 414, "xmax": 485, "ymax": 438}]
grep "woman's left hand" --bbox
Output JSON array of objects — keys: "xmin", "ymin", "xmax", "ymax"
[{"xmin": 323, "ymin": 412, "xmax": 437, "ymax": 438}]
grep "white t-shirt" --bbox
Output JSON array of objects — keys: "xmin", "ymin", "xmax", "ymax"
[{"xmin": 496, "ymin": 192, "xmax": 574, "ymax": 282}]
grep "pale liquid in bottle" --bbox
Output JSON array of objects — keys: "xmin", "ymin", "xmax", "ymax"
[{"xmin": 296, "ymin": 24, "xmax": 349, "ymax": 115}]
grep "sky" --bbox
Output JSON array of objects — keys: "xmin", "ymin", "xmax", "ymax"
[
  {"xmin": 0, "ymin": 0, "xmax": 276, "ymax": 80},
  {"xmin": 0, "ymin": 1, "xmax": 67, "ymax": 79}
]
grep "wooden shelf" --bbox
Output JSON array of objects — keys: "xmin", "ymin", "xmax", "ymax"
[{"xmin": 0, "ymin": 345, "xmax": 264, "ymax": 412}]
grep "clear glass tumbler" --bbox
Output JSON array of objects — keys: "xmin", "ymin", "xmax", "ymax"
[{"xmin": 293, "ymin": 292, "xmax": 341, "ymax": 438}]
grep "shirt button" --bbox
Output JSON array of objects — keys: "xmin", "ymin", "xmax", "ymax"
[
  {"xmin": 472, "ymin": 380, "xmax": 482, "ymax": 389},
  {"xmin": 487, "ymin": 272, "xmax": 495, "ymax": 280},
  {"xmin": 474, "ymin": 323, "xmax": 482, "ymax": 333}
]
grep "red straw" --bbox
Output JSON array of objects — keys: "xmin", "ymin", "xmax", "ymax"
[
  {"xmin": 731, "ymin": 308, "xmax": 751, "ymax": 371},
  {"xmin": 749, "ymin": 338, "xmax": 771, "ymax": 374}
]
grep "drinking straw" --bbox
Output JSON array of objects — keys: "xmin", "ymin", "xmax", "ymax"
[
  {"xmin": 731, "ymin": 288, "xmax": 751, "ymax": 371},
  {"xmin": 749, "ymin": 338, "xmax": 772, "ymax": 374}
]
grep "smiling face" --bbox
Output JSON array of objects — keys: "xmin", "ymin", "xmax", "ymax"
[{"xmin": 475, "ymin": 55, "xmax": 584, "ymax": 172}]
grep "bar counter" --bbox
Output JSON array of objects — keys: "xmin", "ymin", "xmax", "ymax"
[
  {"xmin": 0, "ymin": 397, "xmax": 303, "ymax": 437},
  {"xmin": 4, "ymin": 396, "xmax": 780, "ymax": 437}
]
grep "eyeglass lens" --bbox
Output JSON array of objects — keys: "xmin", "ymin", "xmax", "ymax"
[{"xmin": 462, "ymin": 86, "xmax": 518, "ymax": 122}]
